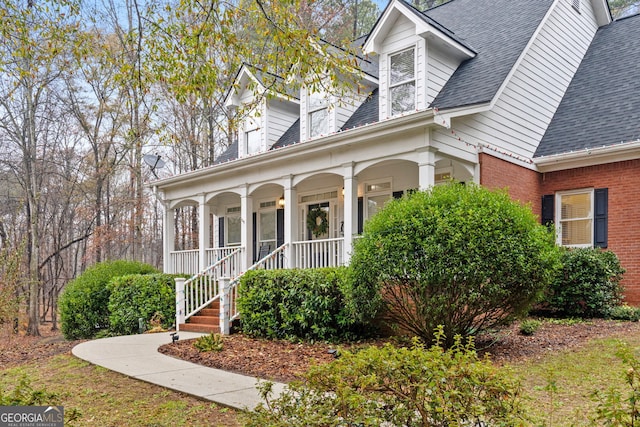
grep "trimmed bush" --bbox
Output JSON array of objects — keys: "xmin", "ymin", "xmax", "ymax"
[
  {"xmin": 545, "ymin": 248, "xmax": 625, "ymax": 318},
  {"xmin": 237, "ymin": 267, "xmax": 365, "ymax": 341},
  {"xmin": 107, "ymin": 273, "xmax": 177, "ymax": 335},
  {"xmin": 59, "ymin": 260, "xmax": 158, "ymax": 339},
  {"xmin": 245, "ymin": 327, "xmax": 527, "ymax": 426},
  {"xmin": 519, "ymin": 319, "xmax": 542, "ymax": 336},
  {"xmin": 347, "ymin": 183, "xmax": 560, "ymax": 347}
]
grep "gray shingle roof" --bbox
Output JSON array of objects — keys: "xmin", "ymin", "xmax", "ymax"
[
  {"xmin": 340, "ymin": 89, "xmax": 379, "ymax": 131},
  {"xmin": 535, "ymin": 13, "xmax": 640, "ymax": 157},
  {"xmin": 427, "ymin": 0, "xmax": 554, "ymax": 110},
  {"xmin": 271, "ymin": 119, "xmax": 300, "ymax": 150},
  {"xmin": 214, "ymin": 140, "xmax": 238, "ymax": 164}
]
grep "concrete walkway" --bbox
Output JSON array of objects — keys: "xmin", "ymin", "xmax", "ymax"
[{"xmin": 72, "ymin": 332, "xmax": 287, "ymax": 411}]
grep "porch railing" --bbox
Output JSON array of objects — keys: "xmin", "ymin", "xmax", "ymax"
[
  {"xmin": 228, "ymin": 243, "xmax": 288, "ymax": 321},
  {"xmin": 182, "ymin": 248, "xmax": 243, "ymax": 320},
  {"xmin": 169, "ymin": 249, "xmax": 199, "ymax": 274},
  {"xmin": 292, "ymin": 238, "xmax": 344, "ymax": 269}
]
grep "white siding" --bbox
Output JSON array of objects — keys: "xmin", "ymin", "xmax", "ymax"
[
  {"xmin": 426, "ymin": 43, "xmax": 460, "ymax": 105},
  {"xmin": 439, "ymin": 0, "xmax": 599, "ymax": 161},
  {"xmin": 266, "ymin": 99, "xmax": 298, "ymax": 147},
  {"xmin": 378, "ymin": 14, "xmax": 424, "ymax": 120}
]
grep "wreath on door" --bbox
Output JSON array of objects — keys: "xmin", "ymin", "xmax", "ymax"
[{"xmin": 307, "ymin": 207, "xmax": 329, "ymax": 237}]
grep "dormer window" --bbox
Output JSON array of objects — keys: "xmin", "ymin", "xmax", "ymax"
[
  {"xmin": 308, "ymin": 91, "xmax": 329, "ymax": 138},
  {"xmin": 245, "ymin": 128, "xmax": 261, "ymax": 155},
  {"xmin": 389, "ymin": 48, "xmax": 416, "ymax": 116}
]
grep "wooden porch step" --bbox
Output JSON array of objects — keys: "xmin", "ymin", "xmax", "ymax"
[
  {"xmin": 179, "ymin": 323, "xmax": 220, "ymax": 333},
  {"xmin": 180, "ymin": 300, "xmax": 221, "ymax": 333},
  {"xmin": 198, "ymin": 308, "xmax": 219, "ymax": 316}
]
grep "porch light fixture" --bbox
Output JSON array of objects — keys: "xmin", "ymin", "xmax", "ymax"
[{"xmin": 278, "ymin": 195, "xmax": 285, "ymax": 207}]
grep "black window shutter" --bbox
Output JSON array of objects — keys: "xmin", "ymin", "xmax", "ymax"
[
  {"xmin": 357, "ymin": 197, "xmax": 363, "ymax": 234},
  {"xmin": 594, "ymin": 188, "xmax": 608, "ymax": 248},
  {"xmin": 218, "ymin": 217, "xmax": 225, "ymax": 247},
  {"xmin": 276, "ymin": 209, "xmax": 284, "ymax": 247},
  {"xmin": 541, "ymin": 195, "xmax": 554, "ymax": 228},
  {"xmin": 392, "ymin": 190, "xmax": 404, "ymax": 199},
  {"xmin": 252, "ymin": 212, "xmax": 257, "ymax": 262}
]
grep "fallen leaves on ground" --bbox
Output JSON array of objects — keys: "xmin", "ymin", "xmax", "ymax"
[{"xmin": 158, "ymin": 319, "xmax": 640, "ymax": 382}]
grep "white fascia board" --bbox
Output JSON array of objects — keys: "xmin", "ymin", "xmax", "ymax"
[
  {"xmin": 415, "ymin": 24, "xmax": 475, "ymax": 60},
  {"xmin": 362, "ymin": 2, "xmax": 400, "ymax": 54},
  {"xmin": 534, "ymin": 140, "xmax": 640, "ymax": 172},
  {"xmin": 591, "ymin": 0, "xmax": 612, "ymax": 26},
  {"xmin": 153, "ymin": 109, "xmax": 437, "ymax": 190},
  {"xmin": 224, "ymin": 66, "xmax": 298, "ymax": 107},
  {"xmin": 432, "ymin": 102, "xmax": 492, "ymax": 118}
]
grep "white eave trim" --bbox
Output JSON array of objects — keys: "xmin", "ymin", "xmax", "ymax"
[
  {"xmin": 153, "ymin": 109, "xmax": 437, "ymax": 189},
  {"xmin": 363, "ymin": 0, "xmax": 475, "ymax": 60},
  {"xmin": 534, "ymin": 140, "xmax": 640, "ymax": 172}
]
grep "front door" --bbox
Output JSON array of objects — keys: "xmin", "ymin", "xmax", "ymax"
[{"xmin": 306, "ymin": 202, "xmax": 330, "ymax": 240}]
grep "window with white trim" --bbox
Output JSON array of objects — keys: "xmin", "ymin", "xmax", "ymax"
[
  {"xmin": 365, "ymin": 180, "xmax": 392, "ymax": 220},
  {"xmin": 308, "ymin": 91, "xmax": 329, "ymax": 138},
  {"xmin": 226, "ymin": 206, "xmax": 241, "ymax": 246},
  {"xmin": 557, "ymin": 189, "xmax": 593, "ymax": 247},
  {"xmin": 245, "ymin": 128, "xmax": 261, "ymax": 155},
  {"xmin": 389, "ymin": 48, "xmax": 416, "ymax": 116},
  {"xmin": 258, "ymin": 200, "xmax": 277, "ymax": 251}
]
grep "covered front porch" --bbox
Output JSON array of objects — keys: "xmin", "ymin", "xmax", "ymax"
[{"xmin": 162, "ymin": 155, "xmax": 477, "ymax": 277}]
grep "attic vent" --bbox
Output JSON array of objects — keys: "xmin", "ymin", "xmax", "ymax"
[{"xmin": 571, "ymin": 0, "xmax": 581, "ymax": 12}]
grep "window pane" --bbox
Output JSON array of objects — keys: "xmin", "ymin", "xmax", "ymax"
[
  {"xmin": 260, "ymin": 211, "xmax": 276, "ymax": 241},
  {"xmin": 561, "ymin": 193, "xmax": 591, "ymax": 220},
  {"xmin": 246, "ymin": 129, "xmax": 260, "ymax": 154},
  {"xmin": 227, "ymin": 216, "xmax": 241, "ymax": 245},
  {"xmin": 391, "ymin": 82, "xmax": 415, "ymax": 115},
  {"xmin": 367, "ymin": 194, "xmax": 391, "ymax": 219},
  {"xmin": 309, "ymin": 109, "xmax": 328, "ymax": 137},
  {"xmin": 562, "ymin": 219, "xmax": 592, "ymax": 245},
  {"xmin": 308, "ymin": 91, "xmax": 328, "ymax": 111},
  {"xmin": 390, "ymin": 49, "xmax": 415, "ymax": 84}
]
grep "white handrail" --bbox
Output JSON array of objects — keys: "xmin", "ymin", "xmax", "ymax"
[
  {"xmin": 182, "ymin": 248, "xmax": 242, "ymax": 320},
  {"xmin": 228, "ymin": 243, "xmax": 288, "ymax": 320}
]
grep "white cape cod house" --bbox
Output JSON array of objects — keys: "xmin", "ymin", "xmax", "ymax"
[{"xmin": 153, "ymin": 0, "xmax": 640, "ymax": 332}]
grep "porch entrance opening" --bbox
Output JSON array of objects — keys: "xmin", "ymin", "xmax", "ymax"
[{"xmin": 306, "ymin": 202, "xmax": 330, "ymax": 240}]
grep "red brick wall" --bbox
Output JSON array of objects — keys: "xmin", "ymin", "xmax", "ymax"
[
  {"xmin": 540, "ymin": 159, "xmax": 640, "ymax": 304},
  {"xmin": 479, "ymin": 154, "xmax": 640, "ymax": 304},
  {"xmin": 479, "ymin": 153, "xmax": 542, "ymax": 215}
]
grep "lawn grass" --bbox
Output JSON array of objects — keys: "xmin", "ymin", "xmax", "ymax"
[
  {"xmin": 513, "ymin": 330, "xmax": 640, "ymax": 426},
  {"xmin": 3, "ymin": 326, "xmax": 640, "ymax": 426},
  {"xmin": 0, "ymin": 354, "xmax": 241, "ymax": 426}
]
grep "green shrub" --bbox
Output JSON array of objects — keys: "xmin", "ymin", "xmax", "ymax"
[
  {"xmin": 238, "ymin": 267, "xmax": 365, "ymax": 341},
  {"xmin": 0, "ymin": 373, "xmax": 57, "ymax": 406},
  {"xmin": 519, "ymin": 319, "xmax": 542, "ymax": 336},
  {"xmin": 245, "ymin": 327, "xmax": 527, "ymax": 426},
  {"xmin": 608, "ymin": 305, "xmax": 640, "ymax": 322},
  {"xmin": 107, "ymin": 273, "xmax": 177, "ymax": 335},
  {"xmin": 546, "ymin": 248, "xmax": 625, "ymax": 318},
  {"xmin": 194, "ymin": 333, "xmax": 224, "ymax": 352},
  {"xmin": 347, "ymin": 183, "xmax": 560, "ymax": 347},
  {"xmin": 59, "ymin": 260, "xmax": 158, "ymax": 339}
]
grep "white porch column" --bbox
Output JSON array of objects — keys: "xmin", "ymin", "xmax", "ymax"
[
  {"xmin": 198, "ymin": 194, "xmax": 210, "ymax": 271},
  {"xmin": 284, "ymin": 175, "xmax": 297, "ymax": 268},
  {"xmin": 418, "ymin": 147, "xmax": 438, "ymax": 190},
  {"xmin": 163, "ymin": 202, "xmax": 175, "ymax": 273},
  {"xmin": 240, "ymin": 187, "xmax": 253, "ymax": 271},
  {"xmin": 343, "ymin": 163, "xmax": 358, "ymax": 265}
]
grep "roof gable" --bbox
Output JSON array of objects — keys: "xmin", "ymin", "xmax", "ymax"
[
  {"xmin": 536, "ymin": 13, "xmax": 640, "ymax": 158},
  {"xmin": 363, "ymin": 0, "xmax": 476, "ymax": 60}
]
